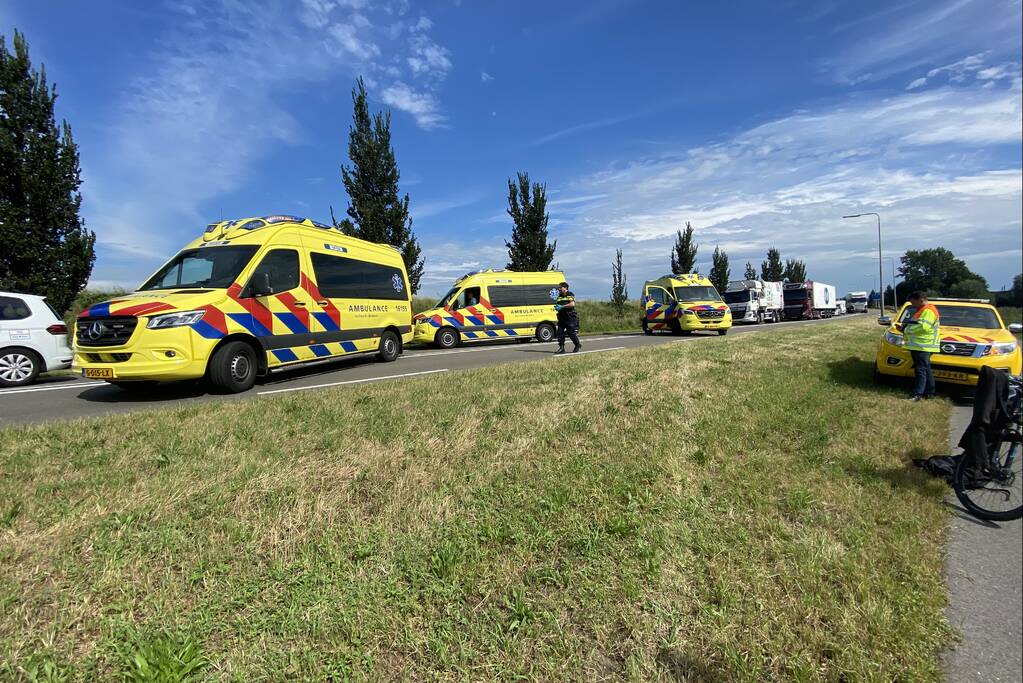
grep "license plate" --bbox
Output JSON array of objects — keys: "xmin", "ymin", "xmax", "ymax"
[
  {"xmin": 934, "ymin": 370, "xmax": 968, "ymax": 381},
  {"xmin": 83, "ymin": 368, "xmax": 114, "ymax": 379}
]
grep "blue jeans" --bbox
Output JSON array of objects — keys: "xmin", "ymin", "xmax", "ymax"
[{"xmin": 910, "ymin": 350, "xmax": 935, "ymax": 397}]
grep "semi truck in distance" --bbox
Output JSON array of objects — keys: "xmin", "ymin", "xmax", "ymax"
[
  {"xmin": 783, "ymin": 281, "xmax": 838, "ymax": 320},
  {"xmin": 847, "ymin": 291, "xmax": 868, "ymax": 313},
  {"xmin": 723, "ymin": 279, "xmax": 784, "ymax": 324}
]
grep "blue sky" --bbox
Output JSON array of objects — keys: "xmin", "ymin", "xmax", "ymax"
[{"xmin": 4, "ymin": 0, "xmax": 1022, "ymax": 298}]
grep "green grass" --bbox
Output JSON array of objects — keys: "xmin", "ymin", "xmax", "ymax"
[
  {"xmin": 0, "ymin": 317, "xmax": 954, "ymax": 680},
  {"xmin": 998, "ymin": 306, "xmax": 1021, "ymax": 327}
]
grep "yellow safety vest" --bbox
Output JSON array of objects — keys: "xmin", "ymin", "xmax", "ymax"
[{"xmin": 904, "ymin": 303, "xmax": 940, "ymax": 352}]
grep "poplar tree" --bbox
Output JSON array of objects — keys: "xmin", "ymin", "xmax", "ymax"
[
  {"xmin": 505, "ymin": 171, "xmax": 556, "ymax": 271},
  {"xmin": 744, "ymin": 261, "xmax": 756, "ymax": 280},
  {"xmin": 339, "ymin": 78, "xmax": 424, "ymax": 292},
  {"xmin": 670, "ymin": 222, "xmax": 698, "ymax": 274},
  {"xmin": 760, "ymin": 247, "xmax": 784, "ymax": 281},
  {"xmin": 783, "ymin": 258, "xmax": 807, "ymax": 283},
  {"xmin": 0, "ymin": 30, "xmax": 95, "ymax": 313},
  {"xmin": 610, "ymin": 248, "xmax": 628, "ymax": 318},
  {"xmin": 709, "ymin": 246, "xmax": 730, "ymax": 293}
]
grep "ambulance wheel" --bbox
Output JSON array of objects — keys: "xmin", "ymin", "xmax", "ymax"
[
  {"xmin": 0, "ymin": 348, "xmax": 40, "ymax": 387},
  {"xmin": 535, "ymin": 323, "xmax": 556, "ymax": 343},
  {"xmin": 435, "ymin": 327, "xmax": 459, "ymax": 349},
  {"xmin": 378, "ymin": 330, "xmax": 401, "ymax": 362},
  {"xmin": 718, "ymin": 329, "xmax": 728, "ymax": 336},
  {"xmin": 208, "ymin": 341, "xmax": 257, "ymax": 393}
]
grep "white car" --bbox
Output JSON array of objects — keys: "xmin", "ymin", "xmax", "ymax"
[{"xmin": 0, "ymin": 291, "xmax": 73, "ymax": 387}]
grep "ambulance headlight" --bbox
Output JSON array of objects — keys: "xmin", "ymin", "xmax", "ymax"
[
  {"xmin": 147, "ymin": 310, "xmax": 206, "ymax": 329},
  {"xmin": 991, "ymin": 341, "xmax": 1018, "ymax": 355},
  {"xmin": 884, "ymin": 331, "xmax": 904, "ymax": 347},
  {"xmin": 683, "ymin": 309, "xmax": 696, "ymax": 316}
]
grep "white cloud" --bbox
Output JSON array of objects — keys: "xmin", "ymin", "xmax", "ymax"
[
  {"xmin": 380, "ymin": 81, "xmax": 446, "ymax": 129},
  {"xmin": 445, "ymin": 78, "xmax": 1023, "ymax": 298},
  {"xmin": 824, "ymin": 0, "xmax": 1022, "ymax": 84},
  {"xmin": 481, "ymin": 71, "xmax": 494, "ymax": 82},
  {"xmin": 82, "ymin": 0, "xmax": 455, "ymax": 285}
]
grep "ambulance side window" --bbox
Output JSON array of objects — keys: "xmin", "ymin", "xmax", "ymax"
[
  {"xmin": 250, "ymin": 249, "xmax": 299, "ymax": 294},
  {"xmin": 647, "ymin": 287, "xmax": 669, "ymax": 305},
  {"xmin": 457, "ymin": 287, "xmax": 481, "ymax": 308}
]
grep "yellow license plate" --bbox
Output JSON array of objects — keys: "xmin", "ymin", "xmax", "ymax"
[
  {"xmin": 83, "ymin": 368, "xmax": 114, "ymax": 379},
  {"xmin": 934, "ymin": 370, "xmax": 968, "ymax": 381}
]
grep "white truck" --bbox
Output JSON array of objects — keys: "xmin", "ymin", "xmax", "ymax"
[
  {"xmin": 846, "ymin": 291, "xmax": 868, "ymax": 313},
  {"xmin": 723, "ymin": 279, "xmax": 784, "ymax": 323},
  {"xmin": 835, "ymin": 300, "xmax": 847, "ymax": 315}
]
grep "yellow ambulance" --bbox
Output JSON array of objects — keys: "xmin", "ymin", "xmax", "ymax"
[
  {"xmin": 413, "ymin": 269, "xmax": 565, "ymax": 348},
  {"xmin": 642, "ymin": 273, "xmax": 732, "ymax": 335},
  {"xmin": 73, "ymin": 215, "xmax": 413, "ymax": 393}
]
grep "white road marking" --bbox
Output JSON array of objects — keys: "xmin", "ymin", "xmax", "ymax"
[
  {"xmin": 0, "ymin": 381, "xmax": 97, "ymax": 396},
  {"xmin": 257, "ymin": 368, "xmax": 449, "ymax": 395}
]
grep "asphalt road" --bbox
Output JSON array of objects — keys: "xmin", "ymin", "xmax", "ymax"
[
  {"xmin": 942, "ymin": 404, "xmax": 1022, "ymax": 682},
  {"xmin": 0, "ymin": 316, "xmax": 842, "ymax": 428}
]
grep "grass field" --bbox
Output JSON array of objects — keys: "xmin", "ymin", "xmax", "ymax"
[
  {"xmin": 1, "ymin": 317, "xmax": 954, "ymax": 680},
  {"xmin": 999, "ymin": 306, "xmax": 1022, "ymax": 327}
]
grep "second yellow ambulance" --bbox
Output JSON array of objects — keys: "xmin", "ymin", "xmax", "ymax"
[
  {"xmin": 414, "ymin": 269, "xmax": 566, "ymax": 347},
  {"xmin": 642, "ymin": 273, "xmax": 732, "ymax": 335}
]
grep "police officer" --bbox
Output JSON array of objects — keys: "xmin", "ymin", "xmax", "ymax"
[
  {"xmin": 554, "ymin": 281, "xmax": 581, "ymax": 354},
  {"xmin": 900, "ymin": 290, "xmax": 940, "ymax": 401}
]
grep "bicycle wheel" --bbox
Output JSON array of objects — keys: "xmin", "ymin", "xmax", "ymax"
[{"xmin": 953, "ymin": 436, "xmax": 1023, "ymax": 521}]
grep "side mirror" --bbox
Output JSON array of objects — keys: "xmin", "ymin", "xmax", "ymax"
[
  {"xmin": 877, "ymin": 316, "xmax": 891, "ymax": 326},
  {"xmin": 1009, "ymin": 323, "xmax": 1023, "ymax": 334},
  {"xmin": 247, "ymin": 272, "xmax": 272, "ymax": 297}
]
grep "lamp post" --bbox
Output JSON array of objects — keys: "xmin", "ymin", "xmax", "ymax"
[
  {"xmin": 872, "ymin": 255, "xmax": 899, "ymax": 308},
  {"xmin": 843, "ymin": 212, "xmax": 883, "ymax": 316}
]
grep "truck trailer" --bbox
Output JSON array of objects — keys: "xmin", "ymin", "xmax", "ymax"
[
  {"xmin": 783, "ymin": 281, "xmax": 838, "ymax": 320},
  {"xmin": 846, "ymin": 291, "xmax": 868, "ymax": 313},
  {"xmin": 723, "ymin": 279, "xmax": 784, "ymax": 323}
]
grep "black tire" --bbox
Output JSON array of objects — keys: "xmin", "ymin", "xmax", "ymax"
[
  {"xmin": 207, "ymin": 340, "xmax": 257, "ymax": 394},
  {"xmin": 642, "ymin": 319, "xmax": 653, "ymax": 336},
  {"xmin": 535, "ymin": 322, "xmax": 556, "ymax": 343},
  {"xmin": 377, "ymin": 330, "xmax": 400, "ymax": 362},
  {"xmin": 435, "ymin": 327, "xmax": 459, "ymax": 349},
  {"xmin": 953, "ymin": 438, "xmax": 1023, "ymax": 521},
  {"xmin": 0, "ymin": 347, "xmax": 41, "ymax": 387},
  {"xmin": 669, "ymin": 319, "xmax": 683, "ymax": 335},
  {"xmin": 757, "ymin": 311, "xmax": 764, "ymax": 324},
  {"xmin": 718, "ymin": 329, "xmax": 728, "ymax": 336}
]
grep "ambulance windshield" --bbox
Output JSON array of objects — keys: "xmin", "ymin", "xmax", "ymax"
[
  {"xmin": 437, "ymin": 286, "xmax": 459, "ymax": 309},
  {"xmin": 674, "ymin": 286, "xmax": 721, "ymax": 302},
  {"xmin": 140, "ymin": 246, "xmax": 259, "ymax": 291}
]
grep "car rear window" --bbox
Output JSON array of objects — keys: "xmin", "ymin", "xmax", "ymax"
[{"xmin": 0, "ymin": 296, "xmax": 31, "ymax": 320}]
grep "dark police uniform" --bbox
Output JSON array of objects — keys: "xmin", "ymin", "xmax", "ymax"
[{"xmin": 556, "ymin": 289, "xmax": 581, "ymax": 351}]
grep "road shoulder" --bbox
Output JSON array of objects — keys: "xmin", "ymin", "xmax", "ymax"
[{"xmin": 941, "ymin": 403, "xmax": 1023, "ymax": 682}]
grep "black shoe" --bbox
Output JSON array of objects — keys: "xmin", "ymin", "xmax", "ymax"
[
  {"xmin": 572, "ymin": 345, "xmax": 582, "ymax": 353},
  {"xmin": 908, "ymin": 395, "xmax": 923, "ymax": 402},
  {"xmin": 554, "ymin": 347, "xmax": 566, "ymax": 354}
]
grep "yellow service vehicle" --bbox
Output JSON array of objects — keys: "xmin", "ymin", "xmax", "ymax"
[
  {"xmin": 73, "ymin": 215, "xmax": 413, "ymax": 393},
  {"xmin": 642, "ymin": 273, "xmax": 731, "ymax": 336},
  {"xmin": 875, "ymin": 298, "xmax": 1022, "ymax": 386},
  {"xmin": 413, "ymin": 269, "xmax": 565, "ymax": 348}
]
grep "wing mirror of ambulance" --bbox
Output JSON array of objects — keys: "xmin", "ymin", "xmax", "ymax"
[
  {"xmin": 1009, "ymin": 323, "xmax": 1023, "ymax": 334},
  {"xmin": 877, "ymin": 316, "xmax": 892, "ymax": 327},
  {"xmin": 246, "ymin": 272, "xmax": 273, "ymax": 298}
]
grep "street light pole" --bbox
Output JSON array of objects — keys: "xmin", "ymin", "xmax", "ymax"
[
  {"xmin": 873, "ymin": 255, "xmax": 899, "ymax": 308},
  {"xmin": 843, "ymin": 212, "xmax": 884, "ymax": 316}
]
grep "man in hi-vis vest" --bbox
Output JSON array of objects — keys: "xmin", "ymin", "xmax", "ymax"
[{"xmin": 900, "ymin": 291, "xmax": 940, "ymax": 401}]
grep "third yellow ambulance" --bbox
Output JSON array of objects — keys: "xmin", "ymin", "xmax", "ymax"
[{"xmin": 642, "ymin": 273, "xmax": 732, "ymax": 335}]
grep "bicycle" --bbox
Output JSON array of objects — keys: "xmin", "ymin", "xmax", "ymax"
[{"xmin": 953, "ymin": 374, "xmax": 1023, "ymax": 521}]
